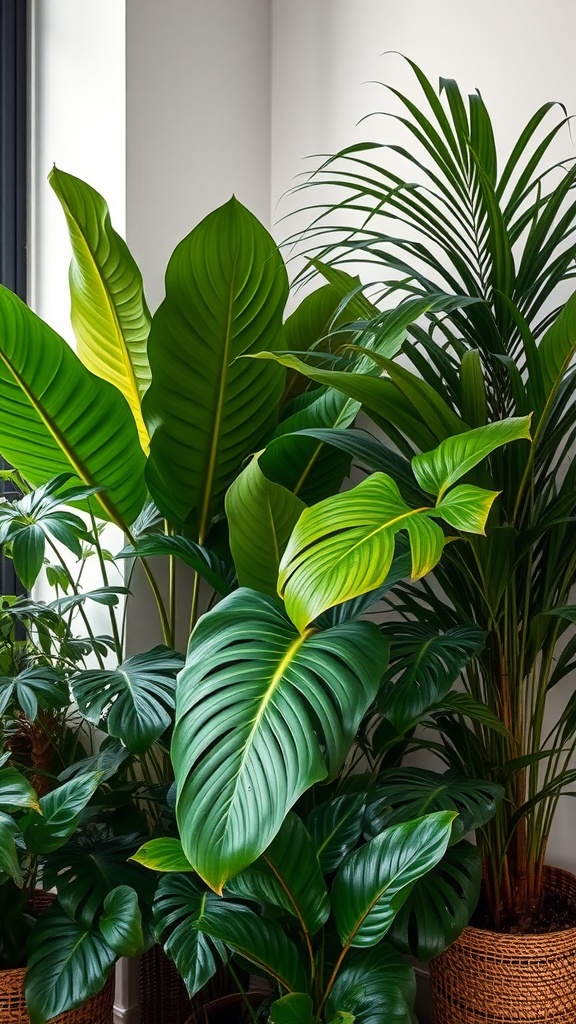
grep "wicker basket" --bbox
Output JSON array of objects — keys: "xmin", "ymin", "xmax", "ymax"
[
  {"xmin": 139, "ymin": 944, "xmax": 191, "ymax": 1024},
  {"xmin": 0, "ymin": 966, "xmax": 114, "ymax": 1024},
  {"xmin": 430, "ymin": 866, "xmax": 576, "ymax": 1023}
]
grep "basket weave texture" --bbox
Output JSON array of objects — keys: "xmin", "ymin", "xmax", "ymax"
[
  {"xmin": 0, "ymin": 891, "xmax": 114, "ymax": 1024},
  {"xmin": 430, "ymin": 865, "xmax": 576, "ymax": 1023},
  {"xmin": 139, "ymin": 944, "xmax": 191, "ymax": 1024},
  {"xmin": 0, "ymin": 966, "xmax": 114, "ymax": 1024}
]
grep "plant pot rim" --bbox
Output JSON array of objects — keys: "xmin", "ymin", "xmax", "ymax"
[{"xmin": 447, "ymin": 864, "xmax": 576, "ymax": 951}]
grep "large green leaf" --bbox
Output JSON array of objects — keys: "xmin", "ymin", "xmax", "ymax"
[
  {"xmin": 198, "ymin": 901, "xmax": 308, "ymax": 993},
  {"xmin": 22, "ymin": 773, "xmax": 101, "ymax": 854},
  {"xmin": 379, "ymin": 623, "xmax": 486, "ymax": 733},
  {"xmin": 49, "ymin": 166, "xmax": 151, "ymax": 451},
  {"xmin": 307, "ymin": 794, "xmax": 366, "ymax": 874},
  {"xmin": 331, "ymin": 812, "xmax": 454, "ymax": 948},
  {"xmin": 364, "ymin": 769, "xmax": 502, "ymax": 843},
  {"xmin": 411, "ymin": 417, "xmax": 532, "ymax": 498},
  {"xmin": 278, "ymin": 473, "xmax": 446, "ymax": 632},
  {"xmin": 25, "ymin": 905, "xmax": 115, "ymax": 1024},
  {"xmin": 388, "ymin": 841, "xmax": 481, "ymax": 960},
  {"xmin": 0, "ymin": 666, "xmax": 69, "ymax": 721},
  {"xmin": 152, "ymin": 873, "xmax": 231, "ymax": 998},
  {"xmin": 99, "ymin": 885, "xmax": 144, "ymax": 957},
  {"xmin": 43, "ymin": 831, "xmax": 156, "ymax": 930},
  {"xmin": 131, "ymin": 837, "xmax": 194, "ymax": 874},
  {"xmin": 270, "ymin": 993, "xmax": 315, "ymax": 1024},
  {"xmin": 226, "ymin": 813, "xmax": 330, "ymax": 936},
  {"xmin": 143, "ymin": 197, "xmax": 288, "ymax": 534},
  {"xmin": 0, "ymin": 765, "xmax": 40, "ymax": 812},
  {"xmin": 226, "ymin": 452, "xmax": 305, "ymax": 596},
  {"xmin": 173, "ymin": 588, "xmax": 387, "ymax": 892},
  {"xmin": 0, "ymin": 286, "xmax": 147, "ymax": 527},
  {"xmin": 325, "ymin": 946, "xmax": 417, "ymax": 1024},
  {"xmin": 71, "ymin": 646, "xmax": 184, "ymax": 754}
]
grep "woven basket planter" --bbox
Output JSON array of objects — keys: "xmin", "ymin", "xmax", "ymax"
[
  {"xmin": 0, "ymin": 967, "xmax": 114, "ymax": 1024},
  {"xmin": 430, "ymin": 866, "xmax": 576, "ymax": 1023}
]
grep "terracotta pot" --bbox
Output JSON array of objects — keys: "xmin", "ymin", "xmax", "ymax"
[
  {"xmin": 0, "ymin": 966, "xmax": 114, "ymax": 1024},
  {"xmin": 184, "ymin": 990, "xmax": 267, "ymax": 1024},
  {"xmin": 430, "ymin": 866, "xmax": 576, "ymax": 1023}
]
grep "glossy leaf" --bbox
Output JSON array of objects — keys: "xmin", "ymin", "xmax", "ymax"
[
  {"xmin": 0, "ymin": 667, "xmax": 68, "ymax": 721},
  {"xmin": 49, "ymin": 166, "xmax": 151, "ymax": 451},
  {"xmin": 226, "ymin": 452, "xmax": 305, "ymax": 596},
  {"xmin": 388, "ymin": 841, "xmax": 481, "ymax": 959},
  {"xmin": 307, "ymin": 794, "xmax": 366, "ymax": 874},
  {"xmin": 72, "ymin": 646, "xmax": 184, "ymax": 754},
  {"xmin": 278, "ymin": 473, "xmax": 445, "ymax": 632},
  {"xmin": 22, "ymin": 773, "xmax": 101, "ymax": 854},
  {"xmin": 44, "ymin": 831, "xmax": 156, "ymax": 930},
  {"xmin": 226, "ymin": 813, "xmax": 330, "ymax": 936},
  {"xmin": 270, "ymin": 993, "xmax": 315, "ymax": 1024},
  {"xmin": 132, "ymin": 837, "xmax": 194, "ymax": 873},
  {"xmin": 538, "ymin": 291, "xmax": 576, "ymax": 404},
  {"xmin": 325, "ymin": 945, "xmax": 417, "ymax": 1024},
  {"xmin": 0, "ymin": 286, "xmax": 147, "ymax": 528},
  {"xmin": 380, "ymin": 623, "xmax": 486, "ymax": 733},
  {"xmin": 173, "ymin": 588, "xmax": 387, "ymax": 892},
  {"xmin": 25, "ymin": 905, "xmax": 115, "ymax": 1024},
  {"xmin": 152, "ymin": 874, "xmax": 230, "ymax": 998},
  {"xmin": 364, "ymin": 769, "xmax": 502, "ymax": 843},
  {"xmin": 0, "ymin": 812, "xmax": 21, "ymax": 884},
  {"xmin": 0, "ymin": 765, "xmax": 41, "ymax": 812},
  {"xmin": 411, "ymin": 417, "xmax": 532, "ymax": 498},
  {"xmin": 434, "ymin": 484, "xmax": 499, "ymax": 533},
  {"xmin": 198, "ymin": 901, "xmax": 307, "ymax": 993},
  {"xmin": 143, "ymin": 197, "xmax": 288, "ymax": 534},
  {"xmin": 331, "ymin": 812, "xmax": 455, "ymax": 948},
  {"xmin": 99, "ymin": 885, "xmax": 144, "ymax": 957}
]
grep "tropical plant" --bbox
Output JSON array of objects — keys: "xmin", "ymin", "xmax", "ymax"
[
  {"xmin": 126, "ymin": 416, "xmax": 527, "ymax": 1022},
  {"xmin": 280, "ymin": 56, "xmax": 576, "ymax": 931}
]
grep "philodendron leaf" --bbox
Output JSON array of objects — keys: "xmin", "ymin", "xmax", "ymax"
[
  {"xmin": 226, "ymin": 452, "xmax": 306, "ymax": 596},
  {"xmin": 411, "ymin": 417, "xmax": 532, "ymax": 499},
  {"xmin": 143, "ymin": 196, "xmax": 288, "ymax": 534},
  {"xmin": 173, "ymin": 588, "xmax": 387, "ymax": 892},
  {"xmin": 226, "ymin": 813, "xmax": 330, "ymax": 935},
  {"xmin": 0, "ymin": 285, "xmax": 147, "ymax": 529},
  {"xmin": 331, "ymin": 812, "xmax": 455, "ymax": 948},
  {"xmin": 0, "ymin": 765, "xmax": 41, "ymax": 812},
  {"xmin": 388, "ymin": 841, "xmax": 482, "ymax": 960},
  {"xmin": 23, "ymin": 773, "xmax": 101, "ymax": 854},
  {"xmin": 278, "ymin": 473, "xmax": 445, "ymax": 632},
  {"xmin": 199, "ymin": 902, "xmax": 308, "ymax": 993},
  {"xmin": 132, "ymin": 837, "xmax": 194, "ymax": 873},
  {"xmin": 434, "ymin": 484, "xmax": 499, "ymax": 533},
  {"xmin": 25, "ymin": 905, "xmax": 115, "ymax": 1024},
  {"xmin": 153, "ymin": 874, "xmax": 231, "ymax": 998},
  {"xmin": 49, "ymin": 166, "xmax": 151, "ymax": 452},
  {"xmin": 307, "ymin": 794, "xmax": 366, "ymax": 874},
  {"xmin": 72, "ymin": 646, "xmax": 184, "ymax": 754},
  {"xmin": 325, "ymin": 945, "xmax": 417, "ymax": 1024},
  {"xmin": 99, "ymin": 885, "xmax": 144, "ymax": 957},
  {"xmin": 270, "ymin": 993, "xmax": 315, "ymax": 1024}
]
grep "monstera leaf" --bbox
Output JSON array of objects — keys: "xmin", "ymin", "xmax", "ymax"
[
  {"xmin": 172, "ymin": 589, "xmax": 387, "ymax": 892},
  {"xmin": 71, "ymin": 646, "xmax": 184, "ymax": 754}
]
